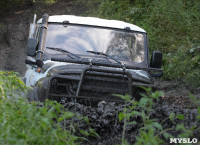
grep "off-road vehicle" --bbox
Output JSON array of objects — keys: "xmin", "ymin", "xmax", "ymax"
[{"xmin": 24, "ymin": 14, "xmax": 162, "ymax": 102}]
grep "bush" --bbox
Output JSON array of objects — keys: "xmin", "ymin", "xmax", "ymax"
[
  {"xmin": 117, "ymin": 89, "xmax": 168, "ymax": 145},
  {"xmin": 89, "ymin": 0, "xmax": 200, "ymax": 87},
  {"xmin": 0, "ymin": 99, "xmax": 79, "ymax": 145},
  {"xmin": 0, "ymin": 71, "xmax": 82, "ymax": 145},
  {"xmin": 163, "ymin": 45, "xmax": 200, "ymax": 87}
]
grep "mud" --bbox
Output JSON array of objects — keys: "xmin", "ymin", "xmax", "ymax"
[
  {"xmin": 59, "ymin": 83, "xmax": 200, "ymax": 144},
  {"xmin": 0, "ymin": 1, "xmax": 200, "ymax": 144},
  {"xmin": 61, "ymin": 100, "xmax": 126, "ymax": 144}
]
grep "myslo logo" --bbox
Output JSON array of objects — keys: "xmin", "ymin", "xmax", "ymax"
[{"xmin": 170, "ymin": 138, "xmax": 198, "ymax": 144}]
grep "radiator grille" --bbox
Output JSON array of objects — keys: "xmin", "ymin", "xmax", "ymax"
[
  {"xmin": 49, "ymin": 70, "xmax": 131, "ymax": 101},
  {"xmin": 79, "ymin": 71, "xmax": 130, "ymax": 99}
]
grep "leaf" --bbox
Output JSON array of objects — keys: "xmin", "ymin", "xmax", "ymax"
[
  {"xmin": 153, "ymin": 91, "xmax": 164, "ymax": 98},
  {"xmin": 80, "ymin": 130, "xmax": 89, "ymax": 136},
  {"xmin": 152, "ymin": 122, "xmax": 163, "ymax": 130},
  {"xmin": 169, "ymin": 113, "xmax": 175, "ymax": 122},
  {"xmin": 128, "ymin": 121, "xmax": 137, "ymax": 125},
  {"xmin": 58, "ymin": 112, "xmax": 74, "ymax": 122},
  {"xmin": 176, "ymin": 124, "xmax": 185, "ymax": 131},
  {"xmin": 176, "ymin": 114, "xmax": 184, "ymax": 120},
  {"xmin": 0, "ymin": 84, "xmax": 5, "ymax": 99},
  {"xmin": 64, "ymin": 112, "xmax": 74, "ymax": 119},
  {"xmin": 163, "ymin": 132, "xmax": 172, "ymax": 139},
  {"xmin": 84, "ymin": 117, "xmax": 89, "ymax": 124},
  {"xmin": 89, "ymin": 128, "xmax": 100, "ymax": 138},
  {"xmin": 132, "ymin": 111, "xmax": 141, "ymax": 116},
  {"xmin": 139, "ymin": 98, "xmax": 148, "ymax": 106},
  {"xmin": 119, "ymin": 112, "xmax": 124, "ymax": 122},
  {"xmin": 58, "ymin": 116, "xmax": 65, "ymax": 122}
]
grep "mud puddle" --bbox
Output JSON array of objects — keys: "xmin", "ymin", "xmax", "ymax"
[
  {"xmin": 59, "ymin": 89, "xmax": 200, "ymax": 145},
  {"xmin": 60, "ymin": 100, "xmax": 125, "ymax": 144}
]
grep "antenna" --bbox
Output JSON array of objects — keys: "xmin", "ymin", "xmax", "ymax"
[
  {"xmin": 33, "ymin": 14, "xmax": 37, "ymax": 24},
  {"xmin": 28, "ymin": 14, "xmax": 37, "ymax": 38}
]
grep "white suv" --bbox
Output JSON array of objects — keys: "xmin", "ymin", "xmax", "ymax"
[{"xmin": 24, "ymin": 14, "xmax": 162, "ymax": 102}]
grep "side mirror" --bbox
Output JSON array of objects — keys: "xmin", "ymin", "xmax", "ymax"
[
  {"xmin": 150, "ymin": 51, "xmax": 162, "ymax": 68},
  {"xmin": 150, "ymin": 51, "xmax": 163, "ymax": 77},
  {"xmin": 26, "ymin": 38, "xmax": 38, "ymax": 56}
]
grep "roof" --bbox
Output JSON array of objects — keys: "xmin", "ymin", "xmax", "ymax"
[{"xmin": 37, "ymin": 15, "xmax": 146, "ymax": 33}]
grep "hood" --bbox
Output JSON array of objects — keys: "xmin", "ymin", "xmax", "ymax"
[{"xmin": 44, "ymin": 61, "xmax": 152, "ymax": 84}]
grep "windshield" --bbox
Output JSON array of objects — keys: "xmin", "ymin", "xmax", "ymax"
[{"xmin": 45, "ymin": 24, "xmax": 146, "ymax": 63}]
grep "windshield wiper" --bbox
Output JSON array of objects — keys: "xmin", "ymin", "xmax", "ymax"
[
  {"xmin": 46, "ymin": 47, "xmax": 80, "ymax": 59},
  {"xmin": 86, "ymin": 50, "xmax": 122, "ymax": 64}
]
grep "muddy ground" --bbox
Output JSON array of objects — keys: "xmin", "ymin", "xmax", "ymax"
[
  {"xmin": 59, "ymin": 81, "xmax": 200, "ymax": 145},
  {"xmin": 0, "ymin": 1, "xmax": 199, "ymax": 144}
]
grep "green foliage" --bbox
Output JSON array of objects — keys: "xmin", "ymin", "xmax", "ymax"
[
  {"xmin": 0, "ymin": 71, "xmax": 87, "ymax": 145},
  {"xmin": 0, "ymin": 0, "xmax": 57, "ymax": 14},
  {"xmin": 190, "ymin": 94, "xmax": 200, "ymax": 133},
  {"xmin": 89, "ymin": 0, "xmax": 200, "ymax": 87},
  {"xmin": 176, "ymin": 114, "xmax": 185, "ymax": 120},
  {"xmin": 0, "ymin": 71, "xmax": 27, "ymax": 99},
  {"xmin": 117, "ymin": 87, "xmax": 199, "ymax": 144},
  {"xmin": 116, "ymin": 88, "xmax": 167, "ymax": 145},
  {"xmin": 163, "ymin": 45, "xmax": 200, "ymax": 87},
  {"xmin": 0, "ymin": 99, "xmax": 80, "ymax": 145}
]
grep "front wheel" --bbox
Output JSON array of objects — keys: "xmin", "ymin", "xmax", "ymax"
[
  {"xmin": 133, "ymin": 88, "xmax": 147, "ymax": 101},
  {"xmin": 27, "ymin": 87, "xmax": 39, "ymax": 101}
]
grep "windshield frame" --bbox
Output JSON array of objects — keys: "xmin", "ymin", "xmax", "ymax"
[{"xmin": 42, "ymin": 23, "xmax": 149, "ymax": 67}]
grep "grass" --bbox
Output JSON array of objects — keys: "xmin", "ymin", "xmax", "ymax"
[{"xmin": 86, "ymin": 0, "xmax": 200, "ymax": 87}]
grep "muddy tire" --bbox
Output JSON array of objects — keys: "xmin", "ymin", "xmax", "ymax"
[
  {"xmin": 27, "ymin": 85, "xmax": 49, "ymax": 102},
  {"xmin": 27, "ymin": 87, "xmax": 39, "ymax": 101},
  {"xmin": 134, "ymin": 88, "xmax": 146, "ymax": 101}
]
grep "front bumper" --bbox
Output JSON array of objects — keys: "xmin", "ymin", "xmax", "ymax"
[{"xmin": 46, "ymin": 66, "xmax": 155, "ymax": 101}]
